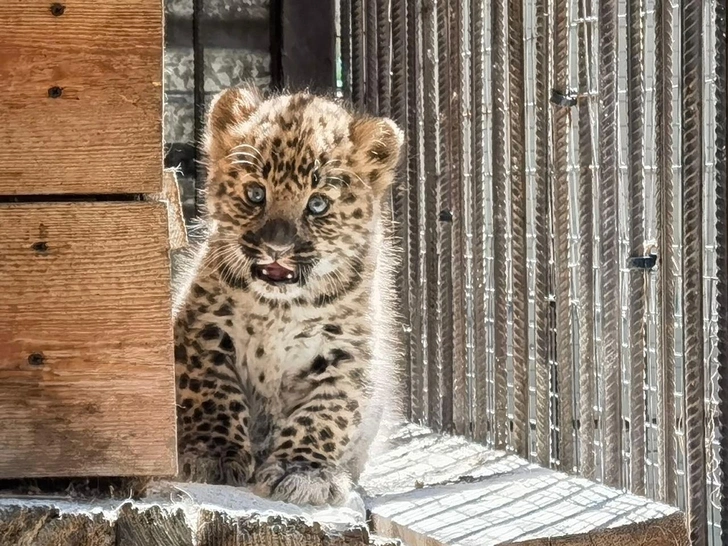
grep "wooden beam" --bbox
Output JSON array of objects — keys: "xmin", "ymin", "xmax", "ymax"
[
  {"xmin": 0, "ymin": 202, "xmax": 176, "ymax": 478},
  {"xmin": 0, "ymin": 489, "xmax": 399, "ymax": 546},
  {"xmin": 363, "ymin": 424, "xmax": 689, "ymax": 546},
  {"xmin": 0, "ymin": 0, "xmax": 163, "ymax": 195}
]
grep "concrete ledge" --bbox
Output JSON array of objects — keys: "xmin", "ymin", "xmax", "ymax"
[
  {"xmin": 0, "ymin": 484, "xmax": 398, "ymax": 546},
  {"xmin": 360, "ymin": 424, "xmax": 688, "ymax": 546}
]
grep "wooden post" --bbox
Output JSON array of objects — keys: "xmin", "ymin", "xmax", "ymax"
[{"xmin": 0, "ymin": 0, "xmax": 176, "ymax": 479}]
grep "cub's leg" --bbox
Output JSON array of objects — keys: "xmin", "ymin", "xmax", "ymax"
[
  {"xmin": 254, "ymin": 348, "xmax": 364, "ymax": 505},
  {"xmin": 175, "ymin": 318, "xmax": 253, "ymax": 486}
]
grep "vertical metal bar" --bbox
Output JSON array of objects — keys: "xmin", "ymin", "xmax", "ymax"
[
  {"xmin": 280, "ymin": 0, "xmax": 337, "ymax": 92},
  {"xmin": 491, "ymin": 0, "xmax": 509, "ymax": 449},
  {"xmin": 680, "ymin": 0, "xmax": 707, "ymax": 542},
  {"xmin": 715, "ymin": 0, "xmax": 728, "ymax": 536},
  {"xmin": 351, "ymin": 0, "xmax": 365, "ymax": 105},
  {"xmin": 376, "ymin": 0, "xmax": 391, "ymax": 115},
  {"xmin": 626, "ymin": 0, "xmax": 646, "ymax": 496},
  {"xmin": 551, "ymin": 0, "xmax": 574, "ymax": 473},
  {"xmin": 653, "ymin": 0, "xmax": 677, "ymax": 506},
  {"xmin": 270, "ymin": 0, "xmax": 284, "ymax": 90},
  {"xmin": 366, "ymin": 0, "xmax": 379, "ymax": 110},
  {"xmin": 450, "ymin": 0, "xmax": 471, "ymax": 437},
  {"xmin": 341, "ymin": 0, "xmax": 352, "ymax": 98},
  {"xmin": 576, "ymin": 0, "xmax": 596, "ymax": 481},
  {"xmin": 192, "ymin": 0, "xmax": 205, "ymax": 215},
  {"xmin": 472, "ymin": 0, "xmax": 490, "ymax": 443},
  {"xmin": 534, "ymin": 0, "xmax": 552, "ymax": 466},
  {"xmin": 390, "ymin": 0, "xmax": 409, "ymax": 418},
  {"xmin": 423, "ymin": 0, "xmax": 443, "ymax": 432},
  {"xmin": 508, "ymin": 0, "xmax": 530, "ymax": 458},
  {"xmin": 408, "ymin": 0, "xmax": 427, "ymax": 424},
  {"xmin": 436, "ymin": 0, "xmax": 455, "ymax": 432},
  {"xmin": 598, "ymin": 0, "xmax": 622, "ymax": 489}
]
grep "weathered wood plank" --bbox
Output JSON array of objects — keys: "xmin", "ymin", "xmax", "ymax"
[
  {"xmin": 514, "ymin": 513, "xmax": 688, "ymax": 545},
  {"xmin": 0, "ymin": 505, "xmax": 114, "ymax": 546},
  {"xmin": 198, "ymin": 510, "xmax": 373, "ymax": 546},
  {"xmin": 0, "ymin": 489, "xmax": 399, "ymax": 546},
  {"xmin": 116, "ymin": 505, "xmax": 193, "ymax": 546},
  {"xmin": 0, "ymin": 202, "xmax": 176, "ymax": 478},
  {"xmin": 372, "ymin": 512, "xmax": 688, "ymax": 546},
  {"xmin": 0, "ymin": 0, "xmax": 163, "ymax": 195},
  {"xmin": 362, "ymin": 424, "xmax": 688, "ymax": 546}
]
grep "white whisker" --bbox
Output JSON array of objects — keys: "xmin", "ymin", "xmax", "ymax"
[
  {"xmin": 321, "ymin": 158, "xmax": 344, "ymax": 169},
  {"xmin": 231, "ymin": 144, "xmax": 264, "ymax": 161},
  {"xmin": 329, "ymin": 167, "xmax": 367, "ymax": 187},
  {"xmin": 226, "ymin": 151, "xmax": 263, "ymax": 165},
  {"xmin": 230, "ymin": 159, "xmax": 261, "ymax": 170}
]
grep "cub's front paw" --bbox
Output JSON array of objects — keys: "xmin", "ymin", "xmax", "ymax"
[
  {"xmin": 178, "ymin": 452, "xmax": 221, "ymax": 484},
  {"xmin": 178, "ymin": 450, "xmax": 254, "ymax": 486},
  {"xmin": 253, "ymin": 461, "xmax": 350, "ymax": 506}
]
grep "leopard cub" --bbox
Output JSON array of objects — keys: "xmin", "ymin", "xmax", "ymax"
[{"xmin": 173, "ymin": 86, "xmax": 403, "ymax": 506}]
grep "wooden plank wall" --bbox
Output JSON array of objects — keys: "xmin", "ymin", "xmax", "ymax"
[
  {"xmin": 0, "ymin": 1, "xmax": 163, "ymax": 195},
  {"xmin": 0, "ymin": 0, "xmax": 176, "ymax": 479}
]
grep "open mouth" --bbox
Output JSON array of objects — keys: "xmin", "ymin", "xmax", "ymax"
[{"xmin": 252, "ymin": 262, "xmax": 299, "ymax": 285}]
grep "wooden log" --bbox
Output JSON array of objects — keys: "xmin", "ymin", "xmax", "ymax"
[
  {"xmin": 0, "ymin": 487, "xmax": 400, "ymax": 546},
  {"xmin": 0, "ymin": 0, "xmax": 163, "ymax": 195},
  {"xmin": 0, "ymin": 202, "xmax": 176, "ymax": 479},
  {"xmin": 0, "ymin": 505, "xmax": 114, "ymax": 546},
  {"xmin": 116, "ymin": 505, "xmax": 193, "ymax": 546}
]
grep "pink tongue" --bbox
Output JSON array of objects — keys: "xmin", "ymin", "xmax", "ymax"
[{"xmin": 262, "ymin": 262, "xmax": 294, "ymax": 281}]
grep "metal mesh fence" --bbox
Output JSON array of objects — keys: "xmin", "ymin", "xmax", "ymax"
[{"xmin": 338, "ymin": 0, "xmax": 727, "ymax": 543}]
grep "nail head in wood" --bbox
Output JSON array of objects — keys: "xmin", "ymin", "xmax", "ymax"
[
  {"xmin": 28, "ymin": 353, "xmax": 45, "ymax": 367},
  {"xmin": 31, "ymin": 241, "xmax": 49, "ymax": 253},
  {"xmin": 50, "ymin": 3, "xmax": 66, "ymax": 16},
  {"xmin": 48, "ymin": 86, "xmax": 63, "ymax": 99}
]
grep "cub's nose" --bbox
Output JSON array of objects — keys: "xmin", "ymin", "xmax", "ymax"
[{"xmin": 258, "ymin": 218, "xmax": 298, "ymax": 248}]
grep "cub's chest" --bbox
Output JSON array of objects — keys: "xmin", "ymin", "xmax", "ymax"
[{"xmin": 234, "ymin": 314, "xmax": 328, "ymax": 393}]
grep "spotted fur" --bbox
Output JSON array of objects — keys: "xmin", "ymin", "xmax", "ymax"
[{"xmin": 173, "ymin": 86, "xmax": 403, "ymax": 506}]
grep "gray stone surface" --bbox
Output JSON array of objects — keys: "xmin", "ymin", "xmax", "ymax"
[
  {"xmin": 165, "ymin": 48, "xmax": 270, "ymax": 94},
  {"xmin": 163, "ymin": 0, "xmax": 272, "ymax": 214},
  {"xmin": 165, "ymin": 0, "xmax": 269, "ymax": 20}
]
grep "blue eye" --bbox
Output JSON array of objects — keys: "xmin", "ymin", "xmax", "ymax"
[
  {"xmin": 307, "ymin": 194, "xmax": 330, "ymax": 216},
  {"xmin": 246, "ymin": 183, "xmax": 266, "ymax": 205}
]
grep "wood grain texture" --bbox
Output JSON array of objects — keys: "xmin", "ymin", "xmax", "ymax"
[
  {"xmin": 0, "ymin": 202, "xmax": 176, "ymax": 478},
  {"xmin": 514, "ymin": 513, "xmax": 689, "ymax": 546},
  {"xmin": 371, "ymin": 512, "xmax": 688, "ymax": 546},
  {"xmin": 0, "ymin": 496, "xmax": 398, "ymax": 546},
  {"xmin": 364, "ymin": 424, "xmax": 687, "ymax": 546},
  {"xmin": 0, "ymin": 505, "xmax": 114, "ymax": 546},
  {"xmin": 0, "ymin": 0, "xmax": 163, "ymax": 195}
]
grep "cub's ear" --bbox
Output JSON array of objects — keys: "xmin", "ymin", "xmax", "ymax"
[
  {"xmin": 349, "ymin": 116, "xmax": 404, "ymax": 193},
  {"xmin": 205, "ymin": 86, "xmax": 262, "ymax": 159}
]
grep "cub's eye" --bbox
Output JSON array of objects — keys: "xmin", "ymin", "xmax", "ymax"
[
  {"xmin": 307, "ymin": 194, "xmax": 330, "ymax": 216},
  {"xmin": 246, "ymin": 183, "xmax": 266, "ymax": 205}
]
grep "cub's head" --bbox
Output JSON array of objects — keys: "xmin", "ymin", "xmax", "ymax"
[{"xmin": 203, "ymin": 86, "xmax": 403, "ymax": 302}]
